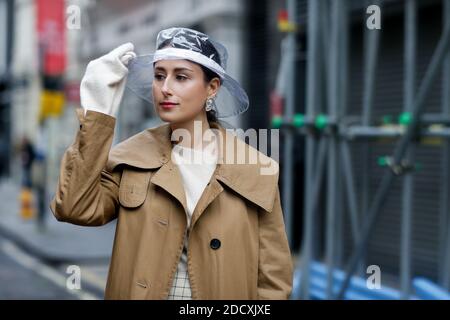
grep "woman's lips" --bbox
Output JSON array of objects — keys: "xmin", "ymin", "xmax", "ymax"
[{"xmin": 160, "ymin": 103, "xmax": 179, "ymax": 109}]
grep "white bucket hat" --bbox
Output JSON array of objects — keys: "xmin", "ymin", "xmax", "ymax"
[{"xmin": 125, "ymin": 27, "xmax": 249, "ymax": 119}]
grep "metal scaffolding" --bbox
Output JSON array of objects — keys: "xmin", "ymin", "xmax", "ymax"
[{"xmin": 278, "ymin": 0, "xmax": 450, "ymax": 299}]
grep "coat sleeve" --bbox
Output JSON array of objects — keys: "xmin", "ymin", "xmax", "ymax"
[
  {"xmin": 50, "ymin": 108, "xmax": 121, "ymax": 226},
  {"xmin": 257, "ymin": 186, "xmax": 294, "ymax": 299}
]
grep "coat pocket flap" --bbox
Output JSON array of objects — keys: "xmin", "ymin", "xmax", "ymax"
[{"xmin": 119, "ymin": 169, "xmax": 152, "ymax": 208}]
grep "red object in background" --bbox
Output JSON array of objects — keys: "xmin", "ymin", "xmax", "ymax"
[
  {"xmin": 64, "ymin": 82, "xmax": 80, "ymax": 103},
  {"xmin": 36, "ymin": 0, "xmax": 66, "ymax": 75},
  {"xmin": 270, "ymin": 90, "xmax": 284, "ymax": 117},
  {"xmin": 278, "ymin": 9, "xmax": 289, "ymax": 23}
]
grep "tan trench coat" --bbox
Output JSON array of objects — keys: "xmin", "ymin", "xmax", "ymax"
[{"xmin": 50, "ymin": 109, "xmax": 293, "ymax": 300}]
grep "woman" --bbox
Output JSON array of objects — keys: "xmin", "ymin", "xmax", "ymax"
[{"xmin": 51, "ymin": 27, "xmax": 293, "ymax": 300}]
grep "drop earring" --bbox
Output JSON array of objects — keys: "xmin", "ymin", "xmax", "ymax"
[{"xmin": 205, "ymin": 97, "xmax": 213, "ymax": 111}]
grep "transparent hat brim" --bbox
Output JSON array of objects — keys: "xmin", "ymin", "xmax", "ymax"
[
  {"xmin": 125, "ymin": 54, "xmax": 154, "ymax": 102},
  {"xmin": 125, "ymin": 54, "xmax": 249, "ymax": 119}
]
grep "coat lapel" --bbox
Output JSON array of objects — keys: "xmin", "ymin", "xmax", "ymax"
[
  {"xmin": 209, "ymin": 121, "xmax": 280, "ymax": 213},
  {"xmin": 189, "ymin": 175, "xmax": 224, "ymax": 233},
  {"xmin": 106, "ymin": 120, "xmax": 280, "ymax": 229},
  {"xmin": 188, "ymin": 122, "xmax": 280, "ymax": 230},
  {"xmin": 150, "ymin": 159, "xmax": 189, "ymax": 216},
  {"xmin": 107, "ymin": 123, "xmax": 173, "ymax": 171},
  {"xmin": 107, "ymin": 123, "xmax": 189, "ymax": 214}
]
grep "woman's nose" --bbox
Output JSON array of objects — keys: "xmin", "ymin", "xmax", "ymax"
[{"xmin": 161, "ymin": 78, "xmax": 173, "ymax": 95}]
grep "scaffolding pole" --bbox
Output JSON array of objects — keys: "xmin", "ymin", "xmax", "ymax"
[
  {"xmin": 360, "ymin": 0, "xmax": 382, "ymax": 279},
  {"xmin": 336, "ymin": 12, "xmax": 450, "ymax": 299},
  {"xmin": 289, "ymin": 0, "xmax": 450, "ymax": 300},
  {"xmin": 400, "ymin": 0, "xmax": 417, "ymax": 299},
  {"xmin": 299, "ymin": 0, "xmax": 320, "ymax": 300},
  {"xmin": 324, "ymin": 0, "xmax": 342, "ymax": 299},
  {"xmin": 282, "ymin": 0, "xmax": 297, "ymax": 250},
  {"xmin": 439, "ymin": 0, "xmax": 450, "ymax": 290},
  {"xmin": 336, "ymin": 0, "xmax": 350, "ymax": 270}
]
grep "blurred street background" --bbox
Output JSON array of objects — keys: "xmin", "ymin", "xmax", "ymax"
[{"xmin": 0, "ymin": 0, "xmax": 449, "ymax": 300}]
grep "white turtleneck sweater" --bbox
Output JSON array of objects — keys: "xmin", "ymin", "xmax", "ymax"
[{"xmin": 167, "ymin": 141, "xmax": 218, "ymax": 300}]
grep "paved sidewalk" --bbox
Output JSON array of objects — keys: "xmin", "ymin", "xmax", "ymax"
[{"xmin": 0, "ymin": 180, "xmax": 115, "ymax": 264}]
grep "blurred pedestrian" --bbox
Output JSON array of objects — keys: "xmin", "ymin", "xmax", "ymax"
[
  {"xmin": 19, "ymin": 136, "xmax": 36, "ymax": 220},
  {"xmin": 31, "ymin": 146, "xmax": 47, "ymax": 231},
  {"xmin": 20, "ymin": 136, "xmax": 35, "ymax": 188}
]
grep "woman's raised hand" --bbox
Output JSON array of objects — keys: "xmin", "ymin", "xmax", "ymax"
[{"xmin": 80, "ymin": 42, "xmax": 137, "ymax": 118}]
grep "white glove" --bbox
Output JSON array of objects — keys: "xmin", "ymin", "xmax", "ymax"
[{"xmin": 80, "ymin": 42, "xmax": 137, "ymax": 118}]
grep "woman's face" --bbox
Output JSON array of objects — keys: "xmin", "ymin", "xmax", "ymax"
[{"xmin": 152, "ymin": 59, "xmax": 218, "ymax": 124}]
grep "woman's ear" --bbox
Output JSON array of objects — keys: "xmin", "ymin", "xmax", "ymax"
[{"xmin": 208, "ymin": 77, "xmax": 221, "ymax": 97}]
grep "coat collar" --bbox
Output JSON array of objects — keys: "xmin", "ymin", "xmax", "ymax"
[{"xmin": 107, "ymin": 121, "xmax": 279, "ymax": 213}]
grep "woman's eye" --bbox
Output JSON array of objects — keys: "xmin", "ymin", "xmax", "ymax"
[
  {"xmin": 176, "ymin": 75, "xmax": 188, "ymax": 81},
  {"xmin": 154, "ymin": 74, "xmax": 165, "ymax": 80}
]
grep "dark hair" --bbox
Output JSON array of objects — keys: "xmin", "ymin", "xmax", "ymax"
[
  {"xmin": 156, "ymin": 38, "xmax": 221, "ymax": 123},
  {"xmin": 198, "ymin": 64, "xmax": 220, "ymax": 123}
]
